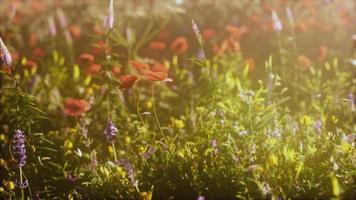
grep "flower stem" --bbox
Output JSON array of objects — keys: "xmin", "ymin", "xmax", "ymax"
[
  {"xmin": 112, "ymin": 142, "xmax": 118, "ymax": 163},
  {"xmin": 19, "ymin": 167, "xmax": 24, "ymax": 200},
  {"xmin": 136, "ymin": 88, "xmax": 145, "ymax": 126},
  {"xmin": 152, "ymin": 83, "xmax": 164, "ymax": 138}
]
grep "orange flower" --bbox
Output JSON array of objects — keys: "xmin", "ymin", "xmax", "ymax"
[
  {"xmin": 143, "ymin": 61, "xmax": 171, "ymax": 81},
  {"xmin": 296, "ymin": 21, "xmax": 309, "ymax": 32},
  {"xmin": 77, "ymin": 53, "xmax": 95, "ymax": 64},
  {"xmin": 131, "ymin": 60, "xmax": 150, "ymax": 74},
  {"xmin": 297, "ymin": 55, "xmax": 312, "ymax": 70},
  {"xmin": 132, "ymin": 61, "xmax": 171, "ymax": 82},
  {"xmin": 32, "ymin": 48, "xmax": 45, "ymax": 59},
  {"xmin": 28, "ymin": 33, "xmax": 38, "ymax": 47},
  {"xmin": 86, "ymin": 64, "xmax": 102, "ymax": 76},
  {"xmin": 149, "ymin": 41, "xmax": 166, "ymax": 51},
  {"xmin": 156, "ymin": 30, "xmax": 171, "ymax": 41},
  {"xmin": 142, "ymin": 70, "xmax": 168, "ymax": 81},
  {"xmin": 92, "ymin": 41, "xmax": 111, "ymax": 55},
  {"xmin": 120, "ymin": 75, "xmax": 138, "ymax": 89},
  {"xmin": 63, "ymin": 98, "xmax": 90, "ymax": 117},
  {"xmin": 316, "ymin": 45, "xmax": 328, "ymax": 61},
  {"xmin": 69, "ymin": 25, "xmax": 81, "ymax": 39},
  {"xmin": 93, "ymin": 24, "xmax": 104, "ymax": 36},
  {"xmin": 150, "ymin": 62, "xmax": 169, "ymax": 74},
  {"xmin": 111, "ymin": 66, "xmax": 121, "ymax": 77},
  {"xmin": 202, "ymin": 28, "xmax": 216, "ymax": 40},
  {"xmin": 23, "ymin": 60, "xmax": 38, "ymax": 70},
  {"xmin": 170, "ymin": 37, "xmax": 189, "ymax": 55}
]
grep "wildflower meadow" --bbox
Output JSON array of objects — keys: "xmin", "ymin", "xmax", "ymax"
[{"xmin": 0, "ymin": 0, "xmax": 355, "ymax": 199}]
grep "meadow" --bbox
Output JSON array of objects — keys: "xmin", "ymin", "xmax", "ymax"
[{"xmin": 0, "ymin": 0, "xmax": 355, "ymax": 199}]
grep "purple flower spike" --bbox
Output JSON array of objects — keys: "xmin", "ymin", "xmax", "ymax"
[
  {"xmin": 104, "ymin": 120, "xmax": 118, "ymax": 142},
  {"xmin": 272, "ymin": 10, "xmax": 282, "ymax": 33},
  {"xmin": 103, "ymin": 0, "xmax": 114, "ymax": 30},
  {"xmin": 0, "ymin": 37, "xmax": 12, "ymax": 68},
  {"xmin": 119, "ymin": 159, "xmax": 138, "ymax": 188},
  {"xmin": 12, "ymin": 129, "xmax": 27, "ymax": 167},
  {"xmin": 48, "ymin": 15, "xmax": 57, "ymax": 37},
  {"xmin": 197, "ymin": 196, "xmax": 205, "ymax": 200}
]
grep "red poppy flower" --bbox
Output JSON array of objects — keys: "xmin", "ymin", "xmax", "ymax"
[
  {"xmin": 119, "ymin": 75, "xmax": 138, "ymax": 89},
  {"xmin": 131, "ymin": 61, "xmax": 149, "ymax": 74},
  {"xmin": 23, "ymin": 60, "xmax": 38, "ymax": 70},
  {"xmin": 11, "ymin": 52, "xmax": 19, "ymax": 62},
  {"xmin": 63, "ymin": 98, "xmax": 90, "ymax": 117},
  {"xmin": 202, "ymin": 28, "xmax": 216, "ymax": 40},
  {"xmin": 69, "ymin": 25, "xmax": 81, "ymax": 39},
  {"xmin": 316, "ymin": 45, "xmax": 328, "ymax": 61},
  {"xmin": 77, "ymin": 53, "xmax": 95, "ymax": 64},
  {"xmin": 29, "ymin": 33, "xmax": 38, "ymax": 47},
  {"xmin": 149, "ymin": 41, "xmax": 166, "ymax": 51},
  {"xmin": 92, "ymin": 41, "xmax": 111, "ymax": 55},
  {"xmin": 142, "ymin": 70, "xmax": 170, "ymax": 81},
  {"xmin": 93, "ymin": 24, "xmax": 104, "ymax": 36},
  {"xmin": 297, "ymin": 55, "xmax": 312, "ymax": 70},
  {"xmin": 170, "ymin": 37, "xmax": 189, "ymax": 55},
  {"xmin": 156, "ymin": 30, "xmax": 171, "ymax": 41},
  {"xmin": 86, "ymin": 64, "xmax": 102, "ymax": 76},
  {"xmin": 111, "ymin": 66, "xmax": 121, "ymax": 77},
  {"xmin": 150, "ymin": 62, "xmax": 168, "ymax": 74},
  {"xmin": 32, "ymin": 48, "xmax": 45, "ymax": 58}
]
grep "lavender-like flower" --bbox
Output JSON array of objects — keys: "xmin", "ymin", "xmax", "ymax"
[
  {"xmin": 90, "ymin": 150, "xmax": 98, "ymax": 171},
  {"xmin": 12, "ymin": 129, "xmax": 27, "ymax": 167},
  {"xmin": 142, "ymin": 146, "xmax": 157, "ymax": 159},
  {"xmin": 56, "ymin": 8, "xmax": 67, "ymax": 28},
  {"xmin": 286, "ymin": 6, "xmax": 294, "ymax": 27},
  {"xmin": 192, "ymin": 19, "xmax": 203, "ymax": 46},
  {"xmin": 119, "ymin": 159, "xmax": 138, "ymax": 188},
  {"xmin": 272, "ymin": 10, "xmax": 282, "ymax": 33},
  {"xmin": 103, "ymin": 0, "xmax": 114, "ymax": 30},
  {"xmin": 104, "ymin": 120, "xmax": 118, "ymax": 142},
  {"xmin": 15, "ymin": 179, "xmax": 28, "ymax": 189},
  {"xmin": 314, "ymin": 120, "xmax": 322, "ymax": 134},
  {"xmin": 0, "ymin": 37, "xmax": 12, "ymax": 68},
  {"xmin": 197, "ymin": 196, "xmax": 205, "ymax": 200},
  {"xmin": 48, "ymin": 15, "xmax": 57, "ymax": 37},
  {"xmin": 211, "ymin": 139, "xmax": 218, "ymax": 155}
]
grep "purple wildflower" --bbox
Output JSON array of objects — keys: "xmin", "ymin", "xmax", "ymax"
[
  {"xmin": 0, "ymin": 37, "xmax": 12, "ymax": 68},
  {"xmin": 119, "ymin": 159, "xmax": 138, "ymax": 188},
  {"xmin": 314, "ymin": 120, "xmax": 322, "ymax": 134},
  {"xmin": 197, "ymin": 196, "xmax": 205, "ymax": 200},
  {"xmin": 211, "ymin": 139, "xmax": 218, "ymax": 155},
  {"xmin": 103, "ymin": 0, "xmax": 114, "ymax": 30},
  {"xmin": 15, "ymin": 179, "xmax": 28, "ymax": 189},
  {"xmin": 142, "ymin": 146, "xmax": 157, "ymax": 159},
  {"xmin": 272, "ymin": 10, "xmax": 282, "ymax": 33},
  {"xmin": 239, "ymin": 130, "xmax": 248, "ymax": 136},
  {"xmin": 66, "ymin": 172, "xmax": 76, "ymax": 183},
  {"xmin": 286, "ymin": 6, "xmax": 294, "ymax": 26},
  {"xmin": 192, "ymin": 19, "xmax": 203, "ymax": 46},
  {"xmin": 346, "ymin": 134, "xmax": 355, "ymax": 143},
  {"xmin": 48, "ymin": 15, "xmax": 57, "ymax": 37},
  {"xmin": 90, "ymin": 151, "xmax": 98, "ymax": 171},
  {"xmin": 56, "ymin": 8, "xmax": 67, "ymax": 28},
  {"xmin": 12, "ymin": 129, "xmax": 26, "ymax": 167},
  {"xmin": 104, "ymin": 120, "xmax": 118, "ymax": 142}
]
